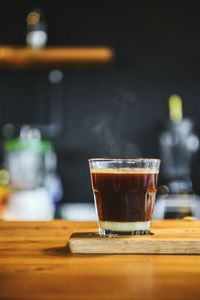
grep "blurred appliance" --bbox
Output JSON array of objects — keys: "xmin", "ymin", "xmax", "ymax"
[
  {"xmin": 61, "ymin": 203, "xmax": 96, "ymax": 221},
  {"xmin": 3, "ymin": 126, "xmax": 62, "ymax": 220},
  {"xmin": 154, "ymin": 194, "xmax": 200, "ymax": 219},
  {"xmin": 156, "ymin": 95, "xmax": 200, "ymax": 219},
  {"xmin": 159, "ymin": 95, "xmax": 199, "ymax": 194}
]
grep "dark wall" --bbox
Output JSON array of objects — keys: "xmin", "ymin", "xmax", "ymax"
[{"xmin": 1, "ymin": 1, "xmax": 200, "ymax": 201}]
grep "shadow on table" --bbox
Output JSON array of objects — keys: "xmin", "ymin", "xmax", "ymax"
[
  {"xmin": 42, "ymin": 245, "xmax": 104, "ymax": 257},
  {"xmin": 43, "ymin": 246, "xmax": 70, "ymax": 256},
  {"xmin": 42, "ymin": 232, "xmax": 96, "ymax": 256}
]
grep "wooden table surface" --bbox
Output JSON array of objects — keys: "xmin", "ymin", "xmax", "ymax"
[{"xmin": 0, "ymin": 220, "xmax": 200, "ymax": 300}]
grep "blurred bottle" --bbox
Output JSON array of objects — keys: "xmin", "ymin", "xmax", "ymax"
[
  {"xmin": 159, "ymin": 95, "xmax": 199, "ymax": 194},
  {"xmin": 26, "ymin": 8, "xmax": 47, "ymax": 49}
]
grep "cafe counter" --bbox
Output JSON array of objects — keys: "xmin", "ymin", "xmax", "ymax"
[{"xmin": 0, "ymin": 220, "xmax": 200, "ymax": 299}]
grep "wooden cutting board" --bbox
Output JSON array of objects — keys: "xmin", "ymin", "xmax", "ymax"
[{"xmin": 68, "ymin": 225, "xmax": 200, "ymax": 254}]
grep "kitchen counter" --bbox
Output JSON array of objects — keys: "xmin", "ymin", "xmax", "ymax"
[{"xmin": 0, "ymin": 220, "xmax": 200, "ymax": 300}]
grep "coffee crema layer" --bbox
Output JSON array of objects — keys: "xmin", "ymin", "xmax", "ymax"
[{"xmin": 91, "ymin": 168, "xmax": 159, "ymax": 174}]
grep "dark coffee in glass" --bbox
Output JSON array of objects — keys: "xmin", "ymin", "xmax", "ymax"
[{"xmin": 89, "ymin": 159, "xmax": 160, "ymax": 236}]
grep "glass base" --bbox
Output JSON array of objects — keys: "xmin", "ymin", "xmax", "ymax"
[
  {"xmin": 99, "ymin": 220, "xmax": 152, "ymax": 236},
  {"xmin": 99, "ymin": 228, "xmax": 151, "ymax": 236}
]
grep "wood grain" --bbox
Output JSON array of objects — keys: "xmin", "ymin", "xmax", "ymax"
[
  {"xmin": 0, "ymin": 220, "xmax": 200, "ymax": 300},
  {"xmin": 0, "ymin": 46, "xmax": 113, "ymax": 68},
  {"xmin": 69, "ymin": 223, "xmax": 200, "ymax": 254}
]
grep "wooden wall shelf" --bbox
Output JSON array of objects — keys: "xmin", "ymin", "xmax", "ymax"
[{"xmin": 0, "ymin": 46, "xmax": 113, "ymax": 68}]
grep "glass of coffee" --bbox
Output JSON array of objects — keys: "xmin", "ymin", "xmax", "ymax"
[{"xmin": 89, "ymin": 158, "xmax": 160, "ymax": 236}]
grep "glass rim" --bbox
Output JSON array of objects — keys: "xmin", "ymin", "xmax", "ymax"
[{"xmin": 88, "ymin": 158, "xmax": 161, "ymax": 163}]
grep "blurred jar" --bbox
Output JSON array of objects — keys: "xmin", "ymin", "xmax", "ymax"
[
  {"xmin": 3, "ymin": 126, "xmax": 62, "ymax": 220},
  {"xmin": 4, "ymin": 127, "xmax": 54, "ymax": 190}
]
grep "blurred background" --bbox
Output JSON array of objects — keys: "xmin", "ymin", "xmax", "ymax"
[{"xmin": 1, "ymin": 0, "xmax": 200, "ymax": 220}]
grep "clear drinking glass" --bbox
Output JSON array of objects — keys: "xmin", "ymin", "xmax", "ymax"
[{"xmin": 89, "ymin": 158, "xmax": 160, "ymax": 236}]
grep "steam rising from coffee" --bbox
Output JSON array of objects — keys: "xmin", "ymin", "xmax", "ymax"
[
  {"xmin": 91, "ymin": 113, "xmax": 121, "ymax": 156},
  {"xmin": 84, "ymin": 89, "xmax": 141, "ymax": 157}
]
